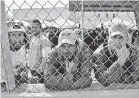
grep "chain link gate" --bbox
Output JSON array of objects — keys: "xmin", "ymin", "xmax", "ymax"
[{"xmin": 1, "ymin": 0, "xmax": 139, "ymax": 95}]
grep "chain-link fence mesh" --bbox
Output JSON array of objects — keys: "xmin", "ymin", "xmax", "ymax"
[{"xmin": 1, "ymin": 0, "xmax": 139, "ymax": 94}]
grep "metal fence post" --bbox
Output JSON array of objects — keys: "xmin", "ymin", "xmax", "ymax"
[
  {"xmin": 1, "ymin": 0, "xmax": 16, "ymax": 92},
  {"xmin": 81, "ymin": 0, "xmax": 84, "ymax": 41},
  {"xmin": 133, "ymin": 2, "xmax": 139, "ymax": 29}
]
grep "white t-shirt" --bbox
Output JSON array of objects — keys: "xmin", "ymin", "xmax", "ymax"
[
  {"xmin": 29, "ymin": 34, "xmax": 51, "ymax": 71},
  {"xmin": 41, "ymin": 34, "xmax": 51, "ymax": 58}
]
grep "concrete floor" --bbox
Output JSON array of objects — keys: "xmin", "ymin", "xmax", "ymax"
[
  {"xmin": 1, "ymin": 82, "xmax": 139, "ymax": 98},
  {"xmin": 2, "ymin": 89, "xmax": 139, "ymax": 98}
]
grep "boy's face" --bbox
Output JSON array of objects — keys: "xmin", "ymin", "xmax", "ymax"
[
  {"xmin": 59, "ymin": 43, "xmax": 76, "ymax": 58},
  {"xmin": 9, "ymin": 31, "xmax": 24, "ymax": 49},
  {"xmin": 31, "ymin": 22, "xmax": 41, "ymax": 35}
]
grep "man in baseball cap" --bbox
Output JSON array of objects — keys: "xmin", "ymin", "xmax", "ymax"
[
  {"xmin": 44, "ymin": 29, "xmax": 93, "ymax": 90},
  {"xmin": 57, "ymin": 29, "xmax": 78, "ymax": 46},
  {"xmin": 92, "ymin": 23, "xmax": 139, "ymax": 86},
  {"xmin": 107, "ymin": 23, "xmax": 129, "ymax": 51}
]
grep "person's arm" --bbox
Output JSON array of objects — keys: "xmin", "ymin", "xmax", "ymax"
[
  {"xmin": 72, "ymin": 43, "xmax": 93, "ymax": 89},
  {"xmin": 39, "ymin": 37, "xmax": 52, "ymax": 73},
  {"xmin": 95, "ymin": 61, "xmax": 125, "ymax": 86},
  {"xmin": 72, "ymin": 62, "xmax": 93, "ymax": 89},
  {"xmin": 44, "ymin": 50, "xmax": 74, "ymax": 90},
  {"xmin": 130, "ymin": 49, "xmax": 139, "ymax": 81},
  {"xmin": 44, "ymin": 50, "xmax": 64, "ymax": 90},
  {"xmin": 38, "ymin": 57, "xmax": 47, "ymax": 72},
  {"xmin": 92, "ymin": 49, "xmax": 126, "ymax": 86}
]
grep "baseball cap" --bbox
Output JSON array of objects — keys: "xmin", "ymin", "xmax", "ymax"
[
  {"xmin": 58, "ymin": 29, "xmax": 78, "ymax": 46},
  {"xmin": 108, "ymin": 23, "xmax": 128, "ymax": 39}
]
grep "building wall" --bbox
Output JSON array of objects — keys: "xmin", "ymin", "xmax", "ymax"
[
  {"xmin": 75, "ymin": 11, "xmax": 136, "ymax": 28},
  {"xmin": 13, "ymin": 7, "xmax": 70, "ymax": 22},
  {"xmin": 13, "ymin": 8, "xmax": 136, "ymax": 28}
]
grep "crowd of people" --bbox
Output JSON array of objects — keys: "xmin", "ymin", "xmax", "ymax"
[{"xmin": 2, "ymin": 18, "xmax": 139, "ymax": 91}]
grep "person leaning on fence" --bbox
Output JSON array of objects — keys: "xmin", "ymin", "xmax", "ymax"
[
  {"xmin": 92, "ymin": 23, "xmax": 139, "ymax": 86},
  {"xmin": 29, "ymin": 19, "xmax": 49, "ymax": 83},
  {"xmin": 7, "ymin": 21, "xmax": 28, "ymax": 86},
  {"xmin": 44, "ymin": 29, "xmax": 93, "ymax": 90}
]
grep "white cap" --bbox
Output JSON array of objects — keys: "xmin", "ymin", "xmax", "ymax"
[
  {"xmin": 58, "ymin": 29, "xmax": 78, "ymax": 46},
  {"xmin": 108, "ymin": 23, "xmax": 128, "ymax": 39}
]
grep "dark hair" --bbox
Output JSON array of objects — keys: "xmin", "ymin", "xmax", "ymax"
[
  {"xmin": 32, "ymin": 19, "xmax": 41, "ymax": 28},
  {"xmin": 48, "ymin": 27, "xmax": 61, "ymax": 49}
]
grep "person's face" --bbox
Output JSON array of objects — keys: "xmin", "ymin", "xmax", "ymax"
[
  {"xmin": 31, "ymin": 22, "xmax": 41, "ymax": 35},
  {"xmin": 108, "ymin": 33, "xmax": 127, "ymax": 50},
  {"xmin": 59, "ymin": 43, "xmax": 76, "ymax": 58},
  {"xmin": 9, "ymin": 31, "xmax": 24, "ymax": 49}
]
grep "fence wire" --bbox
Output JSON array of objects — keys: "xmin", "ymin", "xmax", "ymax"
[{"xmin": 1, "ymin": 0, "xmax": 139, "ymax": 93}]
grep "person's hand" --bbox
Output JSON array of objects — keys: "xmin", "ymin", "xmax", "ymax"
[
  {"xmin": 14, "ymin": 63, "xmax": 23, "ymax": 75},
  {"xmin": 65, "ymin": 73, "xmax": 73, "ymax": 81},
  {"xmin": 68, "ymin": 61, "xmax": 76, "ymax": 73},
  {"xmin": 62, "ymin": 73, "xmax": 73, "ymax": 90},
  {"xmin": 55, "ymin": 73, "xmax": 63, "ymax": 81},
  {"xmin": 71, "ymin": 64, "xmax": 78, "ymax": 74},
  {"xmin": 117, "ymin": 47, "xmax": 130, "ymax": 65}
]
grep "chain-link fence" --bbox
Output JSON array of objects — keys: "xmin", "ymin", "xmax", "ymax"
[{"xmin": 1, "ymin": 0, "xmax": 139, "ymax": 94}]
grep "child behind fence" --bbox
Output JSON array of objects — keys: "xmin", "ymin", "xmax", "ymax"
[{"xmin": 28, "ymin": 19, "xmax": 51, "ymax": 83}]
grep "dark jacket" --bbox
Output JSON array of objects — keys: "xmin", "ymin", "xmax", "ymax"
[{"xmin": 92, "ymin": 44, "xmax": 139, "ymax": 86}]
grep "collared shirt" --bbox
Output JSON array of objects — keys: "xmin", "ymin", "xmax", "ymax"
[{"xmin": 29, "ymin": 34, "xmax": 42, "ymax": 70}]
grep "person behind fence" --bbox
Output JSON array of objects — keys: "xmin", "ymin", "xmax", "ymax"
[
  {"xmin": 7, "ymin": 21, "xmax": 28, "ymax": 85},
  {"xmin": 29, "ymin": 19, "xmax": 50, "ymax": 83},
  {"xmin": 92, "ymin": 23, "xmax": 139, "ymax": 86},
  {"xmin": 44, "ymin": 29, "xmax": 93, "ymax": 90}
]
